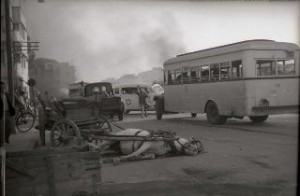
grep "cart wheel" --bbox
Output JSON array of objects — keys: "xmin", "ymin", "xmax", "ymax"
[
  {"xmin": 94, "ymin": 115, "xmax": 112, "ymax": 134},
  {"xmin": 51, "ymin": 119, "xmax": 82, "ymax": 147}
]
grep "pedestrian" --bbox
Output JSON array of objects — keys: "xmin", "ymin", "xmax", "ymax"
[
  {"xmin": 1, "ymin": 81, "xmax": 16, "ymax": 144},
  {"xmin": 136, "ymin": 86, "xmax": 148, "ymax": 118}
]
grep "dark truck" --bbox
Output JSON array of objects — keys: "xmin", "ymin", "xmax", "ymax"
[{"xmin": 69, "ymin": 81, "xmax": 124, "ymax": 121}]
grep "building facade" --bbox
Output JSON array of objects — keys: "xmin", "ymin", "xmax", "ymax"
[
  {"xmin": 1, "ymin": 0, "xmax": 32, "ymax": 98},
  {"xmin": 1, "ymin": 0, "xmax": 13, "ymax": 85},
  {"xmin": 29, "ymin": 58, "xmax": 76, "ymax": 98},
  {"xmin": 11, "ymin": 0, "xmax": 30, "ymax": 95}
]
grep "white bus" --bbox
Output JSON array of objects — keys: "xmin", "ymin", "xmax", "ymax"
[{"xmin": 155, "ymin": 40, "xmax": 299, "ymax": 124}]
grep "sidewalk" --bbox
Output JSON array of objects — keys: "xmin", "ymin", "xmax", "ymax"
[{"xmin": 4, "ymin": 128, "xmax": 41, "ymax": 152}]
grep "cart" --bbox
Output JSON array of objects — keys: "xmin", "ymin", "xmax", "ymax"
[{"xmin": 37, "ymin": 96, "xmax": 113, "ymax": 147}]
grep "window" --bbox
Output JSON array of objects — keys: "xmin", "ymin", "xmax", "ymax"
[
  {"xmin": 256, "ymin": 60, "xmax": 275, "ymax": 76},
  {"xmin": 164, "ymin": 71, "xmax": 168, "ymax": 83},
  {"xmin": 220, "ymin": 62, "xmax": 231, "ymax": 80},
  {"xmin": 175, "ymin": 69, "xmax": 182, "ymax": 83},
  {"xmin": 232, "ymin": 60, "xmax": 243, "ymax": 78},
  {"xmin": 277, "ymin": 59, "xmax": 295, "ymax": 76},
  {"xmin": 190, "ymin": 66, "xmax": 200, "ymax": 82},
  {"xmin": 114, "ymin": 88, "xmax": 119, "ymax": 94},
  {"xmin": 210, "ymin": 63, "xmax": 220, "ymax": 81},
  {"xmin": 201, "ymin": 65, "xmax": 210, "ymax": 81},
  {"xmin": 122, "ymin": 88, "xmax": 138, "ymax": 94},
  {"xmin": 182, "ymin": 67, "xmax": 190, "ymax": 83},
  {"xmin": 167, "ymin": 70, "xmax": 175, "ymax": 84}
]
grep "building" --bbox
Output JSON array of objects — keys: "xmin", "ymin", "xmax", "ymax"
[
  {"xmin": 29, "ymin": 58, "xmax": 76, "ymax": 97},
  {"xmin": 11, "ymin": 0, "xmax": 30, "ymax": 95},
  {"xmin": 1, "ymin": 0, "xmax": 14, "ymax": 85},
  {"xmin": 1, "ymin": 0, "xmax": 33, "ymax": 98}
]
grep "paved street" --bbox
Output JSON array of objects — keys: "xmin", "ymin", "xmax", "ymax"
[
  {"xmin": 5, "ymin": 112, "xmax": 298, "ymax": 195},
  {"xmin": 99, "ymin": 112, "xmax": 298, "ymax": 196}
]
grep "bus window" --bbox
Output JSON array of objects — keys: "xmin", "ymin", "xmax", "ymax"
[
  {"xmin": 182, "ymin": 67, "xmax": 190, "ymax": 83},
  {"xmin": 164, "ymin": 71, "xmax": 168, "ymax": 84},
  {"xmin": 232, "ymin": 60, "xmax": 243, "ymax": 78},
  {"xmin": 175, "ymin": 69, "xmax": 182, "ymax": 84},
  {"xmin": 168, "ymin": 70, "xmax": 175, "ymax": 84},
  {"xmin": 277, "ymin": 59, "xmax": 295, "ymax": 75},
  {"xmin": 210, "ymin": 63, "xmax": 220, "ymax": 81},
  {"xmin": 201, "ymin": 65, "xmax": 210, "ymax": 81},
  {"xmin": 256, "ymin": 60, "xmax": 276, "ymax": 76},
  {"xmin": 220, "ymin": 62, "xmax": 231, "ymax": 80},
  {"xmin": 190, "ymin": 66, "xmax": 200, "ymax": 82}
]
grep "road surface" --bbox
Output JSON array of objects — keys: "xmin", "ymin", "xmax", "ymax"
[{"xmin": 98, "ymin": 112, "xmax": 298, "ymax": 196}]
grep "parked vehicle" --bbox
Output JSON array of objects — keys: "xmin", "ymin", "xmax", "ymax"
[
  {"xmin": 113, "ymin": 83, "xmax": 164, "ymax": 114},
  {"xmin": 68, "ymin": 81, "xmax": 124, "ymax": 121}
]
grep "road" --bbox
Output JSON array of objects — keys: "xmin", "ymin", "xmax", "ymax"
[{"xmin": 98, "ymin": 112, "xmax": 298, "ymax": 196}]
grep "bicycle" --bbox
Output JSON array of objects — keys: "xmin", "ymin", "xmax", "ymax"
[{"xmin": 15, "ymin": 99, "xmax": 36, "ymax": 133}]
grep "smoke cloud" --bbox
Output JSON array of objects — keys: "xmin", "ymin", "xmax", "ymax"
[{"xmin": 26, "ymin": 1, "xmax": 186, "ymax": 82}]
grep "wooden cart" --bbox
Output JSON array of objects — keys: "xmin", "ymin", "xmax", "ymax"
[{"xmin": 37, "ymin": 97, "xmax": 113, "ymax": 147}]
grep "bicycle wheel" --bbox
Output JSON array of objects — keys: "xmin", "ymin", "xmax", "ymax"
[{"xmin": 16, "ymin": 112, "xmax": 35, "ymax": 133}]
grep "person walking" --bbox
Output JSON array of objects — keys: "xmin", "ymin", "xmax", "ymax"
[{"xmin": 136, "ymin": 86, "xmax": 148, "ymax": 118}]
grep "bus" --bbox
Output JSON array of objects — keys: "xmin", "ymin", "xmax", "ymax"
[{"xmin": 155, "ymin": 40, "xmax": 299, "ymax": 124}]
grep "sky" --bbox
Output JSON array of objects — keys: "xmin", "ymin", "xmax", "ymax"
[{"xmin": 24, "ymin": 0, "xmax": 300, "ymax": 82}]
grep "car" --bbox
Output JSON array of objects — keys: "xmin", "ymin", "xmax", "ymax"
[{"xmin": 113, "ymin": 83, "xmax": 164, "ymax": 114}]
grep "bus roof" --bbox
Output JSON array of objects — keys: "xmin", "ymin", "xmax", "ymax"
[{"xmin": 164, "ymin": 40, "xmax": 299, "ymax": 65}]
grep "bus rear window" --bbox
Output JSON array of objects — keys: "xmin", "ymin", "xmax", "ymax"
[
  {"xmin": 277, "ymin": 59, "xmax": 295, "ymax": 75},
  {"xmin": 167, "ymin": 70, "xmax": 175, "ymax": 84},
  {"xmin": 256, "ymin": 60, "xmax": 276, "ymax": 76}
]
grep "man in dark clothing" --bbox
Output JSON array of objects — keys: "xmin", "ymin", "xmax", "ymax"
[
  {"xmin": 1, "ymin": 81, "xmax": 15, "ymax": 144},
  {"xmin": 136, "ymin": 86, "xmax": 148, "ymax": 118}
]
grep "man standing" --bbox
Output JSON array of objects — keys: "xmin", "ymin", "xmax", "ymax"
[
  {"xmin": 1, "ymin": 81, "xmax": 15, "ymax": 144},
  {"xmin": 136, "ymin": 86, "xmax": 148, "ymax": 118}
]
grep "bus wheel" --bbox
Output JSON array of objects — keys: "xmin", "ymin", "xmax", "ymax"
[
  {"xmin": 191, "ymin": 113, "xmax": 197, "ymax": 118},
  {"xmin": 156, "ymin": 99, "xmax": 163, "ymax": 120},
  {"xmin": 249, "ymin": 115, "xmax": 268, "ymax": 123},
  {"xmin": 206, "ymin": 102, "xmax": 227, "ymax": 125}
]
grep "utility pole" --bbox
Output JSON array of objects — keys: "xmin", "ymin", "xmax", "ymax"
[{"xmin": 4, "ymin": 0, "xmax": 15, "ymax": 109}]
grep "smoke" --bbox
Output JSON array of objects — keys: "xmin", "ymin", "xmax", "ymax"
[
  {"xmin": 27, "ymin": 1, "xmax": 186, "ymax": 82},
  {"xmin": 77, "ymin": 11, "xmax": 186, "ymax": 82}
]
